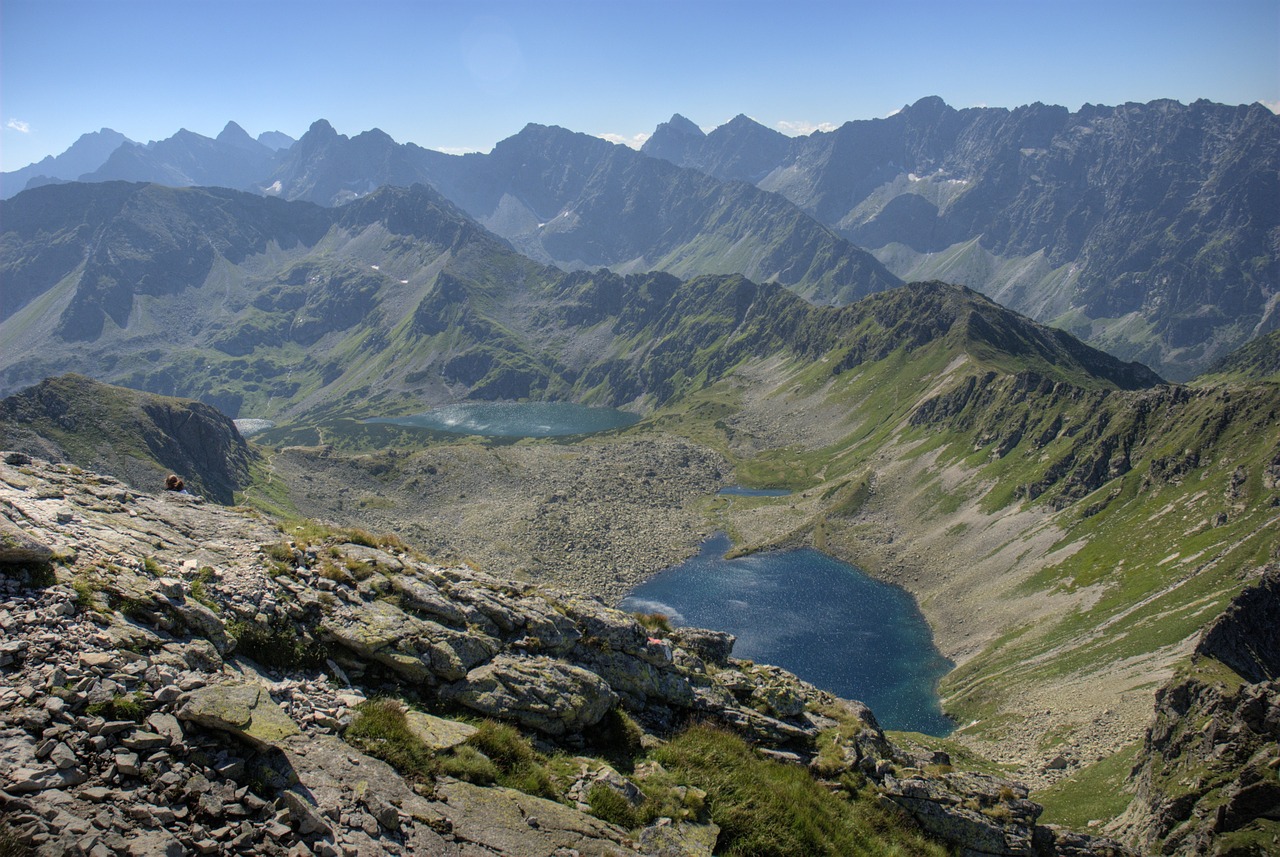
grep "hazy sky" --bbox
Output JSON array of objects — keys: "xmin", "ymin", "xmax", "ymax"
[{"xmin": 2, "ymin": 0, "xmax": 1277, "ymax": 171}]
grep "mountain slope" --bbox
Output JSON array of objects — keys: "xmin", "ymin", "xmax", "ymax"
[
  {"xmin": 1199, "ymin": 329, "xmax": 1280, "ymax": 384},
  {"xmin": 643, "ymin": 97, "xmax": 1280, "ymax": 380},
  {"xmin": 0, "ymin": 373, "xmax": 254, "ymax": 503},
  {"xmin": 0, "ymin": 181, "xmax": 1154, "ymax": 426}
]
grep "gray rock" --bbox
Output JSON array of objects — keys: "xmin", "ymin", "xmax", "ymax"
[
  {"xmin": 435, "ymin": 779, "xmax": 639, "ymax": 856},
  {"xmin": 145, "ymin": 712, "xmax": 184, "ymax": 745},
  {"xmin": 403, "ymin": 709, "xmax": 479, "ymax": 751},
  {"xmin": 0, "ymin": 516, "xmax": 53, "ymax": 564},
  {"xmin": 444, "ymin": 654, "xmax": 618, "ymax": 736},
  {"xmin": 667, "ymin": 627, "xmax": 735, "ymax": 667},
  {"xmin": 389, "ymin": 574, "xmax": 467, "ymax": 626},
  {"xmin": 321, "ymin": 597, "xmax": 499, "ymax": 682},
  {"xmin": 177, "ymin": 682, "xmax": 301, "ymax": 748},
  {"xmin": 637, "ymin": 818, "xmax": 720, "ymax": 857}
]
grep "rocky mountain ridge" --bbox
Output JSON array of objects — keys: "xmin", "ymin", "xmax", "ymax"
[
  {"xmin": 0, "ymin": 124, "xmax": 294, "ymax": 200},
  {"xmin": 0, "ymin": 453, "xmax": 1133, "ymax": 856},
  {"xmin": 0, "ymin": 374, "xmax": 255, "ymax": 505},
  {"xmin": 643, "ymin": 97, "xmax": 1280, "ymax": 379}
]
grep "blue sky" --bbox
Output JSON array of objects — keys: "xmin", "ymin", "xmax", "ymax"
[{"xmin": 2, "ymin": 0, "xmax": 1277, "ymax": 171}]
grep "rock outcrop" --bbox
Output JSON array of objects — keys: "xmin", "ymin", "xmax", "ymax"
[
  {"xmin": 0, "ymin": 454, "xmax": 1130, "ymax": 855},
  {"xmin": 1113, "ymin": 568, "xmax": 1280, "ymax": 855}
]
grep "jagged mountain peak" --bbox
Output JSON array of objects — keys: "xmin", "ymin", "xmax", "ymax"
[
  {"xmin": 303, "ymin": 118, "xmax": 340, "ymax": 139},
  {"xmin": 903, "ymin": 94, "xmax": 952, "ymax": 115},
  {"xmin": 662, "ymin": 113, "xmax": 704, "ymax": 136},
  {"xmin": 722, "ymin": 113, "xmax": 764, "ymax": 129},
  {"xmin": 216, "ymin": 120, "xmax": 260, "ymax": 149},
  {"xmin": 353, "ymin": 127, "xmax": 397, "ymax": 145}
]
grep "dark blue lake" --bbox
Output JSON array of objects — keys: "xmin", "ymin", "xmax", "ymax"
[
  {"xmin": 366, "ymin": 402, "xmax": 641, "ymax": 438},
  {"xmin": 621, "ymin": 534, "xmax": 954, "ymax": 735}
]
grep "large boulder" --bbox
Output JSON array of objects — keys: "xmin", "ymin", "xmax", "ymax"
[
  {"xmin": 177, "ymin": 682, "xmax": 301, "ymax": 748},
  {"xmin": 0, "ymin": 513, "xmax": 52, "ymax": 564},
  {"xmin": 320, "ymin": 597, "xmax": 499, "ymax": 682},
  {"xmin": 443, "ymin": 654, "xmax": 618, "ymax": 736}
]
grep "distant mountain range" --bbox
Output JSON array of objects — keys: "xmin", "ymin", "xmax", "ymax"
[
  {"xmin": 1, "ymin": 97, "xmax": 1276, "ymax": 379},
  {"xmin": 643, "ymin": 97, "xmax": 1280, "ymax": 379},
  {"xmin": 0, "ymin": 122, "xmax": 294, "ymax": 198}
]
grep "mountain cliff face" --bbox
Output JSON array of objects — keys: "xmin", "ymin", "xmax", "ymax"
[
  {"xmin": 1114, "ymin": 570, "xmax": 1280, "ymax": 855},
  {"xmin": 643, "ymin": 97, "xmax": 1280, "ymax": 380}
]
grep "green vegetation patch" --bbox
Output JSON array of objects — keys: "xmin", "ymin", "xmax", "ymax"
[
  {"xmin": 344, "ymin": 699, "xmax": 436, "ymax": 783},
  {"xmin": 1036, "ymin": 742, "xmax": 1141, "ymax": 827},
  {"xmin": 651, "ymin": 724, "xmax": 948, "ymax": 857}
]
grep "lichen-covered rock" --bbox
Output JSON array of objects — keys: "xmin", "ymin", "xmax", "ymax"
[
  {"xmin": 638, "ymin": 817, "xmax": 720, "ymax": 857},
  {"xmin": 667, "ymin": 627, "xmax": 735, "ymax": 667},
  {"xmin": 403, "ymin": 709, "xmax": 479, "ymax": 751},
  {"xmin": 0, "ymin": 515, "xmax": 52, "ymax": 564},
  {"xmin": 321, "ymin": 597, "xmax": 499, "ymax": 682},
  {"xmin": 435, "ymin": 779, "xmax": 639, "ymax": 856},
  {"xmin": 278, "ymin": 733, "xmax": 454, "ymax": 854},
  {"xmin": 443, "ymin": 653, "xmax": 618, "ymax": 736},
  {"xmin": 881, "ymin": 771, "xmax": 1042, "ymax": 856},
  {"xmin": 389, "ymin": 573, "xmax": 468, "ymax": 626},
  {"xmin": 573, "ymin": 647, "xmax": 699, "ymax": 710},
  {"xmin": 177, "ymin": 682, "xmax": 301, "ymax": 748},
  {"xmin": 559, "ymin": 595, "xmax": 652, "ymax": 658}
]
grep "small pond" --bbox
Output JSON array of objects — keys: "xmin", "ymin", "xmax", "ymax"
[
  {"xmin": 366, "ymin": 402, "xmax": 641, "ymax": 438},
  {"xmin": 621, "ymin": 534, "xmax": 954, "ymax": 735},
  {"xmin": 717, "ymin": 486, "xmax": 792, "ymax": 497},
  {"xmin": 233, "ymin": 418, "xmax": 276, "ymax": 436}
]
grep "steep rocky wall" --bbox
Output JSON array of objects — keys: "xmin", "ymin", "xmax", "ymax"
[{"xmin": 1114, "ymin": 568, "xmax": 1280, "ymax": 855}]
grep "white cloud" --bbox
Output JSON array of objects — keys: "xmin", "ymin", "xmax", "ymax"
[
  {"xmin": 431, "ymin": 146, "xmax": 483, "ymax": 156},
  {"xmin": 598, "ymin": 132, "xmax": 650, "ymax": 149},
  {"xmin": 775, "ymin": 120, "xmax": 836, "ymax": 136},
  {"xmin": 6, "ymin": 119, "xmax": 31, "ymax": 133},
  {"xmin": 1261, "ymin": 100, "xmax": 1280, "ymax": 114},
  {"xmin": 885, "ymin": 107, "xmax": 902, "ymax": 118}
]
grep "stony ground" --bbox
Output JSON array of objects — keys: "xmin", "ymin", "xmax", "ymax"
[
  {"xmin": 257, "ymin": 437, "xmax": 728, "ymax": 603},
  {"xmin": 0, "ymin": 454, "xmax": 1136, "ymax": 857}
]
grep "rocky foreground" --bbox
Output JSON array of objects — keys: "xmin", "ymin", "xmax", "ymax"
[{"xmin": 0, "ymin": 453, "xmax": 1139, "ymax": 856}]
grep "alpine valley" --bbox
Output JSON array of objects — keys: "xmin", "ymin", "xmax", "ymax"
[{"xmin": 0, "ymin": 98, "xmax": 1276, "ymax": 857}]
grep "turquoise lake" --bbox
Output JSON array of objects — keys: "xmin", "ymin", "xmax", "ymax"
[
  {"xmin": 366, "ymin": 402, "xmax": 641, "ymax": 438},
  {"xmin": 621, "ymin": 534, "xmax": 954, "ymax": 735}
]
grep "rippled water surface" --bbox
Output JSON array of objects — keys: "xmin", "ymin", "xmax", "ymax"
[{"xmin": 622, "ymin": 534, "xmax": 954, "ymax": 735}]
